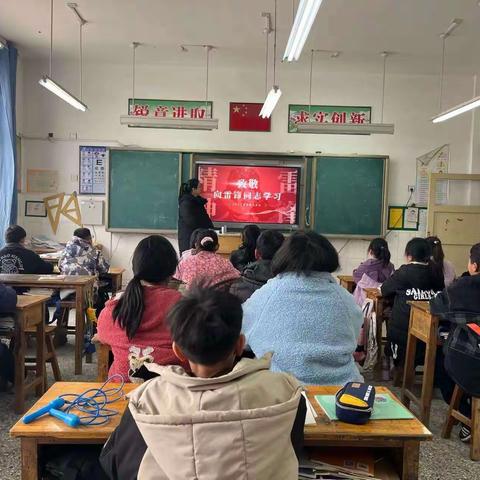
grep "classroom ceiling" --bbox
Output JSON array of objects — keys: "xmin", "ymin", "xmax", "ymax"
[{"xmin": 1, "ymin": 0, "xmax": 480, "ymax": 75}]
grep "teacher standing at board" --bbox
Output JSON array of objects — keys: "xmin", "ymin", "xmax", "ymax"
[{"xmin": 178, "ymin": 178, "xmax": 214, "ymax": 254}]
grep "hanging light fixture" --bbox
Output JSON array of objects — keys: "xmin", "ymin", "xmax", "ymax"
[
  {"xmin": 283, "ymin": 0, "xmax": 323, "ymax": 62},
  {"xmin": 120, "ymin": 44, "xmax": 218, "ymax": 130},
  {"xmin": 39, "ymin": 0, "xmax": 88, "ymax": 111},
  {"xmin": 297, "ymin": 50, "xmax": 394, "ymax": 134},
  {"xmin": 431, "ymin": 18, "xmax": 477, "ymax": 123},
  {"xmin": 260, "ymin": 0, "xmax": 281, "ymax": 119}
]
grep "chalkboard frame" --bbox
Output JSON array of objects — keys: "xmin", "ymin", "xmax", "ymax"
[
  {"xmin": 311, "ymin": 154, "xmax": 389, "ymax": 239},
  {"xmin": 106, "ymin": 148, "xmax": 182, "ymax": 233}
]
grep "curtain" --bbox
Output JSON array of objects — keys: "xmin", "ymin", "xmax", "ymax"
[{"xmin": 0, "ymin": 42, "xmax": 17, "ymax": 248}]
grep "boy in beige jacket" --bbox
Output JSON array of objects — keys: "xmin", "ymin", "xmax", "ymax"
[{"xmin": 100, "ymin": 285, "xmax": 305, "ymax": 480}]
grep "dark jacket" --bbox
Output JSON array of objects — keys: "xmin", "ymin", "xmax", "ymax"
[
  {"xmin": 230, "ymin": 245, "xmax": 255, "ymax": 272},
  {"xmin": 0, "ymin": 243, "xmax": 53, "ymax": 275},
  {"xmin": 381, "ymin": 263, "xmax": 444, "ymax": 346},
  {"xmin": 0, "ymin": 284, "xmax": 17, "ymax": 313},
  {"xmin": 430, "ymin": 274, "xmax": 480, "ymax": 316},
  {"xmin": 177, "ymin": 194, "xmax": 213, "ymax": 253},
  {"xmin": 230, "ymin": 259, "xmax": 273, "ymax": 302}
]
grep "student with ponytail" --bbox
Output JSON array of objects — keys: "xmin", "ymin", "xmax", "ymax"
[
  {"xmin": 381, "ymin": 238, "xmax": 445, "ymax": 368},
  {"xmin": 353, "ymin": 237, "xmax": 394, "ymax": 284},
  {"xmin": 175, "ymin": 229, "xmax": 239, "ymax": 289},
  {"xmin": 426, "ymin": 236, "xmax": 456, "ymax": 286},
  {"xmin": 178, "ymin": 178, "xmax": 213, "ymax": 254},
  {"xmin": 97, "ymin": 235, "xmax": 186, "ymax": 382}
]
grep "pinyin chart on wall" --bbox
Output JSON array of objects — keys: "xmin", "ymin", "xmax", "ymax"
[{"xmin": 79, "ymin": 146, "xmax": 107, "ymax": 195}]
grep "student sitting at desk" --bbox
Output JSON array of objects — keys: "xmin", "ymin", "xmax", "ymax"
[
  {"xmin": 175, "ymin": 229, "xmax": 240, "ymax": 290},
  {"xmin": 381, "ymin": 238, "xmax": 444, "ymax": 369},
  {"xmin": 230, "ymin": 230, "xmax": 284, "ymax": 302},
  {"xmin": 426, "ymin": 236, "xmax": 456, "ymax": 287},
  {"xmin": 100, "ymin": 286, "xmax": 305, "ymax": 480},
  {"xmin": 0, "ymin": 225, "xmax": 53, "ymax": 275},
  {"xmin": 352, "ymin": 237, "xmax": 394, "ymax": 306},
  {"xmin": 430, "ymin": 242, "xmax": 480, "ymax": 443},
  {"xmin": 230, "ymin": 224, "xmax": 261, "ymax": 272},
  {"xmin": 242, "ymin": 231, "xmax": 363, "ymax": 386},
  {"xmin": 59, "ymin": 228, "xmax": 110, "ymax": 277},
  {"xmin": 97, "ymin": 235, "xmax": 186, "ymax": 382}
]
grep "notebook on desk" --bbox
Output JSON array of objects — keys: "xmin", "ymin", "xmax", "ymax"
[{"xmin": 314, "ymin": 393, "xmax": 414, "ymax": 421}]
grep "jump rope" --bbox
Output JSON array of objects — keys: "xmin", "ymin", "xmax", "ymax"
[{"xmin": 22, "ymin": 375, "xmax": 126, "ymax": 427}]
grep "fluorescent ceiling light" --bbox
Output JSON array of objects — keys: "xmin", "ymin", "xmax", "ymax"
[
  {"xmin": 432, "ymin": 96, "xmax": 480, "ymax": 123},
  {"xmin": 120, "ymin": 115, "xmax": 218, "ymax": 130},
  {"xmin": 0, "ymin": 36, "xmax": 7, "ymax": 49},
  {"xmin": 296, "ymin": 122, "xmax": 394, "ymax": 135},
  {"xmin": 39, "ymin": 76, "xmax": 88, "ymax": 111},
  {"xmin": 283, "ymin": 0, "xmax": 323, "ymax": 61},
  {"xmin": 259, "ymin": 86, "xmax": 282, "ymax": 118}
]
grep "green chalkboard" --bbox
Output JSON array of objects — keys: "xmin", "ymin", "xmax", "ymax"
[
  {"xmin": 107, "ymin": 150, "xmax": 181, "ymax": 231},
  {"xmin": 312, "ymin": 156, "xmax": 388, "ymax": 237}
]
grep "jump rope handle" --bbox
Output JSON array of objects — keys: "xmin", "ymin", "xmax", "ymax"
[
  {"xmin": 23, "ymin": 397, "xmax": 65, "ymax": 424},
  {"xmin": 49, "ymin": 408, "xmax": 81, "ymax": 427}
]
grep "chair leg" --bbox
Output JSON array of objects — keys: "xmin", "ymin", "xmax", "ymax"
[
  {"xmin": 471, "ymin": 398, "xmax": 480, "ymax": 461},
  {"xmin": 442, "ymin": 385, "xmax": 464, "ymax": 439},
  {"xmin": 46, "ymin": 333, "xmax": 62, "ymax": 382}
]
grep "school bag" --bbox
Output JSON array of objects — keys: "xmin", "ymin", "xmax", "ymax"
[
  {"xmin": 443, "ymin": 312, "xmax": 480, "ymax": 397},
  {"xmin": 361, "ymin": 299, "xmax": 378, "ymax": 372}
]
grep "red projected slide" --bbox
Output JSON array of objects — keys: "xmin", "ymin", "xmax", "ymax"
[{"xmin": 197, "ymin": 164, "xmax": 299, "ymax": 225}]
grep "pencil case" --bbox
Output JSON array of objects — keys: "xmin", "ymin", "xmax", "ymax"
[{"xmin": 335, "ymin": 382, "xmax": 376, "ymax": 425}]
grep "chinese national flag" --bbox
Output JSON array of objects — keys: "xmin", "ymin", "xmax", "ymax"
[{"xmin": 229, "ymin": 102, "xmax": 271, "ymax": 132}]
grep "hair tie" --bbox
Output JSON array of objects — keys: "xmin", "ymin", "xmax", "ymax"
[
  {"xmin": 434, "ymin": 240, "xmax": 440, "ymax": 245},
  {"xmin": 200, "ymin": 236, "xmax": 214, "ymax": 247},
  {"xmin": 380, "ymin": 245, "xmax": 385, "ymax": 250}
]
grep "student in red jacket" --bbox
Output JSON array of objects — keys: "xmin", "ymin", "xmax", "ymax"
[{"xmin": 97, "ymin": 235, "xmax": 186, "ymax": 382}]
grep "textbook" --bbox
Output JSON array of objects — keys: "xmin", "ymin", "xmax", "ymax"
[{"xmin": 314, "ymin": 393, "xmax": 414, "ymax": 421}]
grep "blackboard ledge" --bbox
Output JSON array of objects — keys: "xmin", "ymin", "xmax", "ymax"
[{"xmin": 106, "ymin": 228, "xmax": 177, "ymax": 234}]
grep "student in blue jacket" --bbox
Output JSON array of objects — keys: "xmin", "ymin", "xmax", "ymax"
[{"xmin": 242, "ymin": 231, "xmax": 363, "ymax": 386}]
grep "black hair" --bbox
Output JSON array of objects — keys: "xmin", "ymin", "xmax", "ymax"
[
  {"xmin": 272, "ymin": 231, "xmax": 339, "ymax": 276},
  {"xmin": 74, "ymin": 227, "xmax": 92, "ymax": 240},
  {"xmin": 113, "ymin": 235, "xmax": 178, "ymax": 339},
  {"xmin": 195, "ymin": 229, "xmax": 219, "ymax": 253},
  {"xmin": 189, "ymin": 228, "xmax": 203, "ymax": 249},
  {"xmin": 405, "ymin": 237, "xmax": 432, "ymax": 263},
  {"xmin": 426, "ymin": 236, "xmax": 445, "ymax": 280},
  {"xmin": 241, "ymin": 225, "xmax": 261, "ymax": 262},
  {"xmin": 5, "ymin": 225, "xmax": 27, "ymax": 244},
  {"xmin": 167, "ymin": 284, "xmax": 243, "ymax": 365},
  {"xmin": 179, "ymin": 178, "xmax": 200, "ymax": 198},
  {"xmin": 368, "ymin": 237, "xmax": 391, "ymax": 267},
  {"xmin": 470, "ymin": 243, "xmax": 480, "ymax": 271},
  {"xmin": 256, "ymin": 230, "xmax": 285, "ymax": 260}
]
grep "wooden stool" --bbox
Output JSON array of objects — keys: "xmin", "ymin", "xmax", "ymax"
[
  {"xmin": 442, "ymin": 384, "xmax": 480, "ymax": 460},
  {"xmin": 401, "ymin": 301, "xmax": 439, "ymax": 427},
  {"xmin": 25, "ymin": 325, "xmax": 62, "ymax": 390}
]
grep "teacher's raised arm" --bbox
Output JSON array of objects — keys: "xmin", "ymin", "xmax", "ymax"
[{"xmin": 178, "ymin": 178, "xmax": 214, "ymax": 254}]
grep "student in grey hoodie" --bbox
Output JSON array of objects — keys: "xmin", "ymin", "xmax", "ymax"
[
  {"xmin": 230, "ymin": 230, "xmax": 284, "ymax": 302},
  {"xmin": 100, "ymin": 285, "xmax": 305, "ymax": 480}
]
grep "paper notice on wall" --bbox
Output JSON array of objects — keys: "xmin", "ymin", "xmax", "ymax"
[
  {"xmin": 415, "ymin": 144, "xmax": 449, "ymax": 206},
  {"xmin": 27, "ymin": 169, "xmax": 59, "ymax": 193},
  {"xmin": 418, "ymin": 208, "xmax": 428, "ymax": 236}
]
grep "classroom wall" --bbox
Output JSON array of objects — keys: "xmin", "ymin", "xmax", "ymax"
[{"xmin": 16, "ymin": 57, "xmax": 479, "ymax": 282}]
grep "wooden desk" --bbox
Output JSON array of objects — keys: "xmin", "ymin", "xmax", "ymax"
[
  {"xmin": 402, "ymin": 301, "xmax": 439, "ymax": 427},
  {"xmin": 217, "ymin": 233, "xmax": 241, "ymax": 259},
  {"xmin": 104, "ymin": 267, "xmax": 125, "ymax": 295},
  {"xmin": 306, "ymin": 386, "xmax": 432, "ymax": 480},
  {"xmin": 12, "ymin": 382, "xmax": 431, "ymax": 480},
  {"xmin": 0, "ymin": 274, "xmax": 95, "ymax": 375},
  {"xmin": 10, "ymin": 381, "xmax": 138, "ymax": 480},
  {"xmin": 8, "ymin": 295, "xmax": 50, "ymax": 413},
  {"xmin": 337, "ymin": 274, "xmax": 356, "ymax": 294},
  {"xmin": 31, "ymin": 247, "xmax": 59, "ymax": 255}
]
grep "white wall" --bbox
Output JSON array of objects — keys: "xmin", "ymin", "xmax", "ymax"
[{"xmin": 17, "ymin": 57, "xmax": 479, "ymax": 283}]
